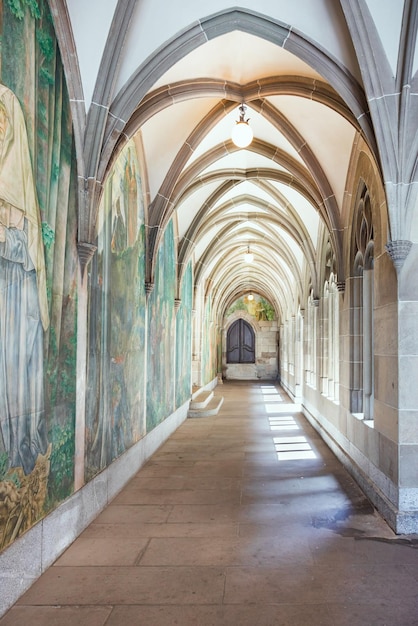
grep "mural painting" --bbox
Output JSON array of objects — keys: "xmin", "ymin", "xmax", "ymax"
[
  {"xmin": 176, "ymin": 261, "xmax": 192, "ymax": 408},
  {"xmin": 147, "ymin": 220, "xmax": 176, "ymax": 430},
  {"xmin": 86, "ymin": 140, "xmax": 146, "ymax": 478},
  {"xmin": 0, "ymin": 0, "xmax": 78, "ymax": 550},
  {"xmin": 226, "ymin": 294, "xmax": 276, "ymax": 321}
]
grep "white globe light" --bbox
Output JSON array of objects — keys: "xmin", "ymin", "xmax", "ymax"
[{"xmin": 231, "ymin": 120, "xmax": 253, "ymax": 148}]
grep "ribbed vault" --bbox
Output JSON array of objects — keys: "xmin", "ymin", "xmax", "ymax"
[{"xmin": 55, "ymin": 3, "xmax": 383, "ymax": 334}]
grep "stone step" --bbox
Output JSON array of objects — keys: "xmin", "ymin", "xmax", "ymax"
[
  {"xmin": 188, "ymin": 395, "xmax": 224, "ymax": 418},
  {"xmin": 189, "ymin": 390, "xmax": 214, "ymax": 409}
]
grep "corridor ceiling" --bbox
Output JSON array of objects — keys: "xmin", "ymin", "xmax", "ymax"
[{"xmin": 58, "ymin": 0, "xmax": 399, "ymax": 323}]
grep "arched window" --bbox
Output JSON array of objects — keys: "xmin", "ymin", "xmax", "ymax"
[
  {"xmin": 329, "ymin": 275, "xmax": 340, "ymax": 401},
  {"xmin": 321, "ymin": 241, "xmax": 339, "ymax": 401},
  {"xmin": 227, "ymin": 319, "xmax": 255, "ymax": 363},
  {"xmin": 350, "ymin": 186, "xmax": 374, "ymax": 418}
]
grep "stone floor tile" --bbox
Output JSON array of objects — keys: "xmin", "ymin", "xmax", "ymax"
[
  {"xmin": 326, "ymin": 601, "xmax": 418, "ymax": 626},
  {"xmin": 191, "ymin": 460, "xmax": 244, "ymax": 476},
  {"xmin": 237, "ymin": 502, "xmax": 313, "ymax": 524},
  {"xmin": 139, "ymin": 535, "xmax": 313, "ymax": 567},
  {"xmin": 153, "ymin": 451, "xmax": 245, "ymax": 462},
  {"xmin": 53, "ymin": 537, "xmax": 149, "ymax": 566},
  {"xmin": 128, "ymin": 475, "xmax": 241, "ymax": 491},
  {"xmin": 224, "ymin": 565, "xmax": 328, "ymax": 605},
  {"xmin": 82, "ymin": 521, "xmax": 239, "ymax": 539},
  {"xmin": 167, "ymin": 503, "xmax": 241, "ymax": 523},
  {"xmin": 127, "ymin": 475, "xmax": 186, "ymax": 489},
  {"xmin": 17, "ymin": 566, "xmax": 226, "ymax": 606},
  {"xmin": 0, "ymin": 606, "xmax": 113, "ymax": 626},
  {"xmin": 319, "ymin": 563, "xmax": 418, "ymax": 603},
  {"xmin": 95, "ymin": 504, "xmax": 172, "ymax": 524},
  {"xmin": 238, "ymin": 520, "xmax": 311, "ymax": 538},
  {"xmin": 240, "ymin": 477, "xmax": 304, "ymax": 502},
  {"xmin": 111, "ymin": 487, "xmax": 241, "ymax": 506},
  {"xmin": 105, "ymin": 603, "xmax": 334, "ymax": 626}
]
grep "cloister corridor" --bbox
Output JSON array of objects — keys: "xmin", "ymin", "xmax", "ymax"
[{"xmin": 3, "ymin": 2, "xmax": 418, "ymax": 622}]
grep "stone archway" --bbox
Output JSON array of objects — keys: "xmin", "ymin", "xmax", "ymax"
[{"xmin": 222, "ymin": 311, "xmax": 278, "ymax": 380}]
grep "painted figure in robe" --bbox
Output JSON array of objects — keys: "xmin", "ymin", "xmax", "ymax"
[{"xmin": 0, "ymin": 84, "xmax": 49, "ymax": 476}]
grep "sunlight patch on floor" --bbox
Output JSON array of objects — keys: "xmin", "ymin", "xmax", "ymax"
[
  {"xmin": 263, "ymin": 389, "xmax": 313, "ymax": 460},
  {"xmin": 272, "ymin": 436, "xmax": 316, "ymax": 461},
  {"xmin": 268, "ymin": 416, "xmax": 300, "ymax": 432}
]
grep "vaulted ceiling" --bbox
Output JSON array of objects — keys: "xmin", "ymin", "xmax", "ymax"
[{"xmin": 55, "ymin": 0, "xmax": 412, "ymax": 321}]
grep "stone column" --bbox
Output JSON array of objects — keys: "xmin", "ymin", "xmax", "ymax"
[
  {"xmin": 294, "ymin": 311, "xmax": 303, "ymax": 401},
  {"xmin": 392, "ymin": 242, "xmax": 418, "ymax": 531}
]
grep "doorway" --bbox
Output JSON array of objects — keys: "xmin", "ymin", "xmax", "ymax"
[{"xmin": 227, "ymin": 319, "xmax": 255, "ymax": 363}]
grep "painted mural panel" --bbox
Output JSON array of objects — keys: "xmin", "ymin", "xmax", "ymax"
[
  {"xmin": 0, "ymin": 1, "xmax": 77, "ymax": 551},
  {"xmin": 176, "ymin": 261, "xmax": 192, "ymax": 408},
  {"xmin": 226, "ymin": 294, "xmax": 276, "ymax": 321},
  {"xmin": 147, "ymin": 220, "xmax": 176, "ymax": 429},
  {"xmin": 86, "ymin": 140, "xmax": 146, "ymax": 479}
]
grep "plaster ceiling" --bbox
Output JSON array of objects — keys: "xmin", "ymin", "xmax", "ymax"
[
  {"xmin": 63, "ymin": 0, "xmax": 396, "ymax": 322},
  {"xmin": 136, "ymin": 28, "xmax": 361, "ymax": 320}
]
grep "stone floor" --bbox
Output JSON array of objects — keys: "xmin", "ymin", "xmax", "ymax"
[{"xmin": 2, "ymin": 381, "xmax": 418, "ymax": 625}]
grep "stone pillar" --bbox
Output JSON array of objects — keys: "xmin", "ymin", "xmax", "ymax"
[
  {"xmin": 294, "ymin": 311, "xmax": 303, "ymax": 401},
  {"xmin": 312, "ymin": 297, "xmax": 320, "ymax": 390},
  {"xmin": 393, "ymin": 242, "xmax": 418, "ymax": 531},
  {"xmin": 320, "ymin": 293, "xmax": 329, "ymax": 395}
]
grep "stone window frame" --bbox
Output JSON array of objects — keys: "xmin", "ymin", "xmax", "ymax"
[{"xmin": 350, "ymin": 186, "xmax": 374, "ymax": 419}]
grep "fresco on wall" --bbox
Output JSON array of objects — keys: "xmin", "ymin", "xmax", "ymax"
[
  {"xmin": 86, "ymin": 139, "xmax": 146, "ymax": 478},
  {"xmin": 147, "ymin": 220, "xmax": 176, "ymax": 429},
  {"xmin": 0, "ymin": 0, "xmax": 78, "ymax": 551},
  {"xmin": 226, "ymin": 294, "xmax": 275, "ymax": 321},
  {"xmin": 201, "ymin": 295, "xmax": 217, "ymax": 385},
  {"xmin": 176, "ymin": 261, "xmax": 192, "ymax": 408}
]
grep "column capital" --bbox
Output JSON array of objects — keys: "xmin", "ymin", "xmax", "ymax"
[
  {"xmin": 386, "ymin": 239, "xmax": 412, "ymax": 273},
  {"xmin": 77, "ymin": 242, "xmax": 97, "ymax": 278},
  {"xmin": 145, "ymin": 281, "xmax": 154, "ymax": 297}
]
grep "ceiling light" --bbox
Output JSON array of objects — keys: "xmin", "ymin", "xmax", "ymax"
[
  {"xmin": 231, "ymin": 103, "xmax": 253, "ymax": 148},
  {"xmin": 244, "ymin": 245, "xmax": 254, "ymax": 263},
  {"xmin": 248, "ymin": 293, "xmax": 254, "ymax": 301}
]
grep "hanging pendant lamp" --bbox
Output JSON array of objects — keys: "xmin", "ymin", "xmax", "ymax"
[{"xmin": 231, "ymin": 103, "xmax": 253, "ymax": 148}]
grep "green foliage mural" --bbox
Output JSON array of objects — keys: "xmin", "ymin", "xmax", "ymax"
[
  {"xmin": 0, "ymin": 0, "xmax": 78, "ymax": 551},
  {"xmin": 176, "ymin": 262, "xmax": 193, "ymax": 407},
  {"xmin": 147, "ymin": 220, "xmax": 176, "ymax": 430},
  {"xmin": 226, "ymin": 294, "xmax": 275, "ymax": 321},
  {"xmin": 86, "ymin": 140, "xmax": 146, "ymax": 478}
]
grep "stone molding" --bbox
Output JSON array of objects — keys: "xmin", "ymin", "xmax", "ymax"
[
  {"xmin": 77, "ymin": 242, "xmax": 97, "ymax": 277},
  {"xmin": 145, "ymin": 281, "xmax": 154, "ymax": 297},
  {"xmin": 385, "ymin": 239, "xmax": 413, "ymax": 273}
]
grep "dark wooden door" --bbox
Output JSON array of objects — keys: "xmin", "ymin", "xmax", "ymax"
[{"xmin": 227, "ymin": 319, "xmax": 255, "ymax": 363}]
